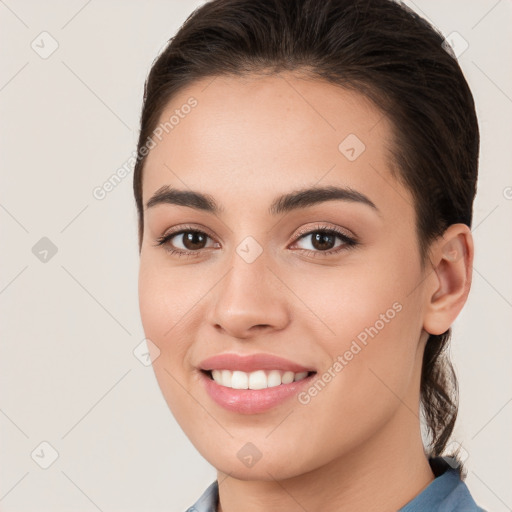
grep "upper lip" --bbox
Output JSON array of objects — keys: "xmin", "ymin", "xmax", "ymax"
[{"xmin": 198, "ymin": 353, "xmax": 316, "ymax": 373}]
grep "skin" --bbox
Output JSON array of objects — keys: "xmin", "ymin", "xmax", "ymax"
[{"xmin": 137, "ymin": 72, "xmax": 473, "ymax": 512}]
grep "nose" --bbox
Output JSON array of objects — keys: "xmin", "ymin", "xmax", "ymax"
[{"xmin": 208, "ymin": 250, "xmax": 290, "ymax": 339}]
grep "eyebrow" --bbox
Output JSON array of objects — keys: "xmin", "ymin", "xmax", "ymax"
[{"xmin": 145, "ymin": 184, "xmax": 379, "ymax": 215}]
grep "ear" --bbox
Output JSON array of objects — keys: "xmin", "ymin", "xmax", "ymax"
[{"xmin": 422, "ymin": 224, "xmax": 474, "ymax": 336}]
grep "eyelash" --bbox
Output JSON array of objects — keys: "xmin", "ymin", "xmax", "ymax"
[{"xmin": 154, "ymin": 223, "xmax": 358, "ymax": 259}]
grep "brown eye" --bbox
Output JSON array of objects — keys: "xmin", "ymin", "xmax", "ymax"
[
  {"xmin": 180, "ymin": 231, "xmax": 208, "ymax": 250},
  {"xmin": 156, "ymin": 229, "xmax": 217, "ymax": 254},
  {"xmin": 290, "ymin": 225, "xmax": 358, "ymax": 256},
  {"xmin": 310, "ymin": 232, "xmax": 337, "ymax": 251}
]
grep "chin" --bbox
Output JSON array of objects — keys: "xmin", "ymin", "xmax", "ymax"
[{"xmin": 193, "ymin": 437, "xmax": 318, "ymax": 482}]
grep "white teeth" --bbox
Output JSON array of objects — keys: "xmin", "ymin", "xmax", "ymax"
[
  {"xmin": 231, "ymin": 370, "xmax": 249, "ymax": 389},
  {"xmin": 248, "ymin": 370, "xmax": 267, "ymax": 390},
  {"xmin": 267, "ymin": 370, "xmax": 282, "ymax": 388},
  {"xmin": 294, "ymin": 371, "xmax": 308, "ymax": 381},
  {"xmin": 281, "ymin": 371, "xmax": 295, "ymax": 384},
  {"xmin": 209, "ymin": 369, "xmax": 311, "ymax": 389},
  {"xmin": 221, "ymin": 369, "xmax": 232, "ymax": 387}
]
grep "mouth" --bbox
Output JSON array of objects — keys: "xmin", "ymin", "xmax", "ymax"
[
  {"xmin": 197, "ymin": 352, "xmax": 318, "ymax": 413},
  {"xmin": 201, "ymin": 368, "xmax": 317, "ymax": 390},
  {"xmin": 199, "ymin": 368, "xmax": 317, "ymax": 414}
]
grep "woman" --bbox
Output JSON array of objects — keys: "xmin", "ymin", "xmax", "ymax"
[{"xmin": 133, "ymin": 0, "xmax": 485, "ymax": 510}]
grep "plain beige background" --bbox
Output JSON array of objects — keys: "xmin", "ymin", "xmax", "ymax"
[{"xmin": 1, "ymin": 1, "xmax": 511, "ymax": 510}]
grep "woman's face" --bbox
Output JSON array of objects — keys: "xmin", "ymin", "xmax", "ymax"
[{"xmin": 138, "ymin": 72, "xmax": 431, "ymax": 480}]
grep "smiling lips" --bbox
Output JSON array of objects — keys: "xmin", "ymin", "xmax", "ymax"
[{"xmin": 198, "ymin": 352, "xmax": 317, "ymax": 413}]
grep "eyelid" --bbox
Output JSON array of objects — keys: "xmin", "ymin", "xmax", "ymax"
[
  {"xmin": 159, "ymin": 223, "xmax": 218, "ymax": 241},
  {"xmin": 291, "ymin": 222, "xmax": 356, "ymax": 242}
]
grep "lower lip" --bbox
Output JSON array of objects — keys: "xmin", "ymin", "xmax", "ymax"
[{"xmin": 199, "ymin": 370, "xmax": 316, "ymax": 414}]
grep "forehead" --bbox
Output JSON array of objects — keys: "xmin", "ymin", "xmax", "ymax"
[{"xmin": 141, "ymin": 72, "xmax": 410, "ymax": 217}]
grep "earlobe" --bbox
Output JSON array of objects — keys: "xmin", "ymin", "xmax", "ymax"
[{"xmin": 423, "ymin": 224, "xmax": 474, "ymax": 336}]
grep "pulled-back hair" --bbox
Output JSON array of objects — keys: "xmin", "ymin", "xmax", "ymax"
[{"xmin": 133, "ymin": 0, "xmax": 479, "ymax": 462}]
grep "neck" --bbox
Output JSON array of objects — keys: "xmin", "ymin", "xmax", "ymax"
[{"xmin": 216, "ymin": 408, "xmax": 435, "ymax": 512}]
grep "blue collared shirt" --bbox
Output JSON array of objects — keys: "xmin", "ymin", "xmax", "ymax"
[{"xmin": 186, "ymin": 457, "xmax": 486, "ymax": 511}]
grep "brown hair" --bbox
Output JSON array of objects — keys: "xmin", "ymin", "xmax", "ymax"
[{"xmin": 133, "ymin": 0, "xmax": 479, "ymax": 463}]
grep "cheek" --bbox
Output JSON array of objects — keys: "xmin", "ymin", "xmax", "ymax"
[
  {"xmin": 137, "ymin": 257, "xmax": 207, "ymax": 424},
  {"xmin": 286, "ymin": 251, "xmax": 423, "ymax": 414},
  {"xmin": 285, "ymin": 251, "xmax": 413, "ymax": 343},
  {"xmin": 138, "ymin": 249, "xmax": 210, "ymax": 329},
  {"xmin": 138, "ymin": 255, "xmax": 204, "ymax": 363}
]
